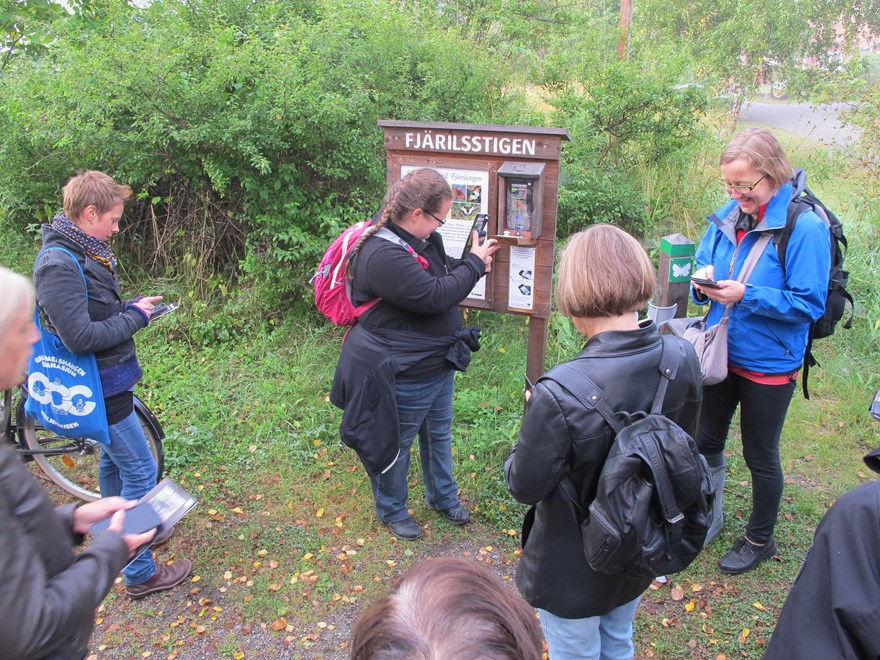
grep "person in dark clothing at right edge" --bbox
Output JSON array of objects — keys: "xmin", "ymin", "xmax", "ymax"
[{"xmin": 763, "ymin": 446, "xmax": 880, "ymax": 660}]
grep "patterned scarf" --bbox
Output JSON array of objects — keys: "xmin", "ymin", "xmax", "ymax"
[{"xmin": 51, "ymin": 214, "xmax": 118, "ymax": 273}]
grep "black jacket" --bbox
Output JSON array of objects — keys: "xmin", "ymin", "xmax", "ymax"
[
  {"xmin": 0, "ymin": 443, "xmax": 129, "ymax": 659},
  {"xmin": 763, "ymin": 448, "xmax": 880, "ymax": 660},
  {"xmin": 33, "ymin": 225, "xmax": 148, "ymax": 371},
  {"xmin": 349, "ymin": 223, "xmax": 484, "ymax": 379},
  {"xmin": 505, "ymin": 322, "xmax": 702, "ymax": 618},
  {"xmin": 331, "ymin": 324, "xmax": 480, "ymax": 475}
]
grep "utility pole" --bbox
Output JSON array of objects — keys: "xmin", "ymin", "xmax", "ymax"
[{"xmin": 618, "ymin": 0, "xmax": 633, "ymax": 60}]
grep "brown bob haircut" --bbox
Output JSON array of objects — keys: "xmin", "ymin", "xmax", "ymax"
[
  {"xmin": 720, "ymin": 128, "xmax": 795, "ymax": 189},
  {"xmin": 62, "ymin": 170, "xmax": 133, "ymax": 222},
  {"xmin": 555, "ymin": 224, "xmax": 656, "ymax": 319},
  {"xmin": 350, "ymin": 558, "xmax": 543, "ymax": 660}
]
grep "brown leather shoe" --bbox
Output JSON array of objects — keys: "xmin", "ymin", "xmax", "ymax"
[
  {"xmin": 152, "ymin": 525, "xmax": 175, "ymax": 547},
  {"xmin": 126, "ymin": 560, "xmax": 192, "ymax": 600}
]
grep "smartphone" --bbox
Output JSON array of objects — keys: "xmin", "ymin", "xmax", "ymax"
[
  {"xmin": 150, "ymin": 302, "xmax": 180, "ymax": 321},
  {"xmin": 90, "ymin": 501, "xmax": 162, "ymax": 537},
  {"xmin": 690, "ymin": 277, "xmax": 722, "ymax": 290},
  {"xmin": 473, "ymin": 214, "xmax": 489, "ymax": 240},
  {"xmin": 524, "ymin": 375, "xmax": 535, "ymax": 392}
]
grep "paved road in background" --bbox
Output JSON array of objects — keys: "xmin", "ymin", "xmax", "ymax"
[{"xmin": 739, "ymin": 101, "xmax": 860, "ymax": 147}]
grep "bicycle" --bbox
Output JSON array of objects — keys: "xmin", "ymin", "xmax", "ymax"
[{"xmin": 2, "ymin": 385, "xmax": 165, "ymax": 502}]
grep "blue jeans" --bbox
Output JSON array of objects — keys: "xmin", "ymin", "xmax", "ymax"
[
  {"xmin": 370, "ymin": 370, "xmax": 459, "ymax": 523},
  {"xmin": 99, "ymin": 408, "xmax": 158, "ymax": 585},
  {"xmin": 538, "ymin": 596, "xmax": 642, "ymax": 660}
]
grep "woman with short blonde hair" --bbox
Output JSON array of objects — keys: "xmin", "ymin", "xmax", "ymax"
[{"xmin": 506, "ymin": 224, "xmax": 702, "ymax": 659}]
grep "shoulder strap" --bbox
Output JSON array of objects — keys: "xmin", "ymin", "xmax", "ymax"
[
  {"xmin": 545, "ymin": 336, "xmax": 682, "ymax": 429},
  {"xmin": 33, "ymin": 247, "xmax": 89, "ymax": 333},
  {"xmin": 736, "ymin": 232, "xmax": 772, "ymax": 285},
  {"xmin": 776, "ymin": 199, "xmax": 810, "ymax": 275},
  {"xmin": 375, "ymin": 226, "xmax": 418, "ymax": 258}
]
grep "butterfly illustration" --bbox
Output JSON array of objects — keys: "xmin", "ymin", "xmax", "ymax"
[{"xmin": 672, "ymin": 262, "xmax": 692, "ymax": 278}]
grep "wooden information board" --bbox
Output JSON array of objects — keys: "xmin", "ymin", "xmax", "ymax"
[{"xmin": 378, "ymin": 120, "xmax": 571, "ymax": 382}]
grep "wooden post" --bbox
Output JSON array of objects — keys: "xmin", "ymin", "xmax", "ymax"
[
  {"xmin": 657, "ymin": 234, "xmax": 695, "ymax": 318},
  {"xmin": 617, "ymin": 0, "xmax": 633, "ymax": 60}
]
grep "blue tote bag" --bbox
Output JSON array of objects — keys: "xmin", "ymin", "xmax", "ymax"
[{"xmin": 25, "ymin": 247, "xmax": 111, "ymax": 446}]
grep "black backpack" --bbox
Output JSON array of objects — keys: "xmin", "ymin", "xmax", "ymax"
[
  {"xmin": 547, "ymin": 337, "xmax": 714, "ymax": 579},
  {"xmin": 777, "ymin": 169, "xmax": 854, "ymax": 398}
]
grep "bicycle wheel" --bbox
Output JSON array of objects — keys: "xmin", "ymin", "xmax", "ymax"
[{"xmin": 16, "ymin": 398, "xmax": 164, "ymax": 503}]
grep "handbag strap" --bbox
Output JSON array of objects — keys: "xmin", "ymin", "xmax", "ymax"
[
  {"xmin": 34, "ymin": 247, "xmax": 88, "ymax": 330},
  {"xmin": 719, "ymin": 232, "xmax": 772, "ymax": 318}
]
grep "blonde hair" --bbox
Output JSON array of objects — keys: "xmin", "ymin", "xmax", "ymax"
[
  {"xmin": 0, "ymin": 267, "xmax": 35, "ymax": 336},
  {"xmin": 556, "ymin": 224, "xmax": 656, "ymax": 318},
  {"xmin": 720, "ymin": 129, "xmax": 795, "ymax": 189},
  {"xmin": 62, "ymin": 170, "xmax": 133, "ymax": 222},
  {"xmin": 350, "ymin": 558, "xmax": 543, "ymax": 660},
  {"xmin": 346, "ymin": 169, "xmax": 452, "ymax": 274}
]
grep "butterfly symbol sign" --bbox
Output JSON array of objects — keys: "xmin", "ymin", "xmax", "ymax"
[
  {"xmin": 669, "ymin": 259, "xmax": 693, "ymax": 282},
  {"xmin": 672, "ymin": 262, "xmax": 692, "ymax": 277}
]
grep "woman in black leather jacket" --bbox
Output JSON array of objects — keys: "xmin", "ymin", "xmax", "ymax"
[{"xmin": 505, "ymin": 225, "xmax": 702, "ymax": 659}]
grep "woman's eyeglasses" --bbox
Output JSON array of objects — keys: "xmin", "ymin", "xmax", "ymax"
[
  {"xmin": 723, "ymin": 175, "xmax": 766, "ymax": 194},
  {"xmin": 422, "ymin": 209, "xmax": 446, "ymax": 225}
]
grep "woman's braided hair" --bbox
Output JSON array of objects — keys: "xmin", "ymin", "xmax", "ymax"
[{"xmin": 346, "ymin": 168, "xmax": 451, "ymax": 275}]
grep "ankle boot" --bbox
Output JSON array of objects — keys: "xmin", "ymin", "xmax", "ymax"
[{"xmin": 704, "ymin": 455, "xmax": 726, "ymax": 546}]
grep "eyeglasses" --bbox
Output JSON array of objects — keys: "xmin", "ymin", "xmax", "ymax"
[
  {"xmin": 723, "ymin": 175, "xmax": 766, "ymax": 194},
  {"xmin": 422, "ymin": 209, "xmax": 446, "ymax": 225}
]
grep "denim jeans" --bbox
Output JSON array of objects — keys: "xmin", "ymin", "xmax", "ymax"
[
  {"xmin": 99, "ymin": 408, "xmax": 158, "ymax": 585},
  {"xmin": 370, "ymin": 370, "xmax": 459, "ymax": 523},
  {"xmin": 696, "ymin": 372, "xmax": 796, "ymax": 543},
  {"xmin": 538, "ymin": 596, "xmax": 642, "ymax": 660}
]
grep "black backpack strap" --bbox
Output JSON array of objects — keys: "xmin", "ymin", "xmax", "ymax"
[
  {"xmin": 545, "ymin": 364, "xmax": 623, "ymax": 435},
  {"xmin": 776, "ymin": 199, "xmax": 809, "ymax": 274}
]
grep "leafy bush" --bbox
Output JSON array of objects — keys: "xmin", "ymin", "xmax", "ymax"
[
  {"xmin": 0, "ymin": 0, "xmax": 519, "ymax": 318},
  {"xmin": 550, "ymin": 59, "xmax": 709, "ymax": 237}
]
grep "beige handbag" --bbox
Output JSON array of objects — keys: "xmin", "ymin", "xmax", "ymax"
[{"xmin": 668, "ymin": 233, "xmax": 771, "ymax": 385}]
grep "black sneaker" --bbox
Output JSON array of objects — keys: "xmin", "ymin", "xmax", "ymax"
[
  {"xmin": 385, "ymin": 517, "xmax": 423, "ymax": 541},
  {"xmin": 438, "ymin": 503, "xmax": 470, "ymax": 526},
  {"xmin": 718, "ymin": 537, "xmax": 777, "ymax": 575}
]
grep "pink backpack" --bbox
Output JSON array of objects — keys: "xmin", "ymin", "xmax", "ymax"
[{"xmin": 312, "ymin": 223, "xmax": 426, "ymax": 326}]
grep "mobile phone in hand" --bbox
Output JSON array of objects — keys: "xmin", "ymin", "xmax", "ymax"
[
  {"xmin": 690, "ymin": 277, "xmax": 722, "ymax": 290},
  {"xmin": 90, "ymin": 502, "xmax": 162, "ymax": 537},
  {"xmin": 473, "ymin": 214, "xmax": 489, "ymax": 240},
  {"xmin": 150, "ymin": 302, "xmax": 180, "ymax": 321}
]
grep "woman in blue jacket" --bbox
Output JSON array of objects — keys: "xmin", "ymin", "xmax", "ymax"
[{"xmin": 691, "ymin": 129, "xmax": 830, "ymax": 574}]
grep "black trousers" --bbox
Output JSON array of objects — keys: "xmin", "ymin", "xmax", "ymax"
[{"xmin": 696, "ymin": 371, "xmax": 796, "ymax": 543}]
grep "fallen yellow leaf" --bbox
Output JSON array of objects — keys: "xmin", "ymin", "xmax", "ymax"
[
  {"xmin": 316, "ymin": 508, "xmax": 325, "ymax": 518},
  {"xmin": 752, "ymin": 601, "xmax": 766, "ymax": 611},
  {"xmin": 684, "ymin": 601, "xmax": 696, "ymax": 613}
]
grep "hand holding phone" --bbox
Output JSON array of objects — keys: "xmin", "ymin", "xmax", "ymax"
[
  {"xmin": 691, "ymin": 277, "xmax": 722, "ymax": 290},
  {"xmin": 150, "ymin": 302, "xmax": 180, "ymax": 321},
  {"xmin": 473, "ymin": 214, "xmax": 489, "ymax": 240}
]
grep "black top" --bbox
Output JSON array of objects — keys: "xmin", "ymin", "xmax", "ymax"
[{"xmin": 349, "ymin": 223, "xmax": 484, "ymax": 378}]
